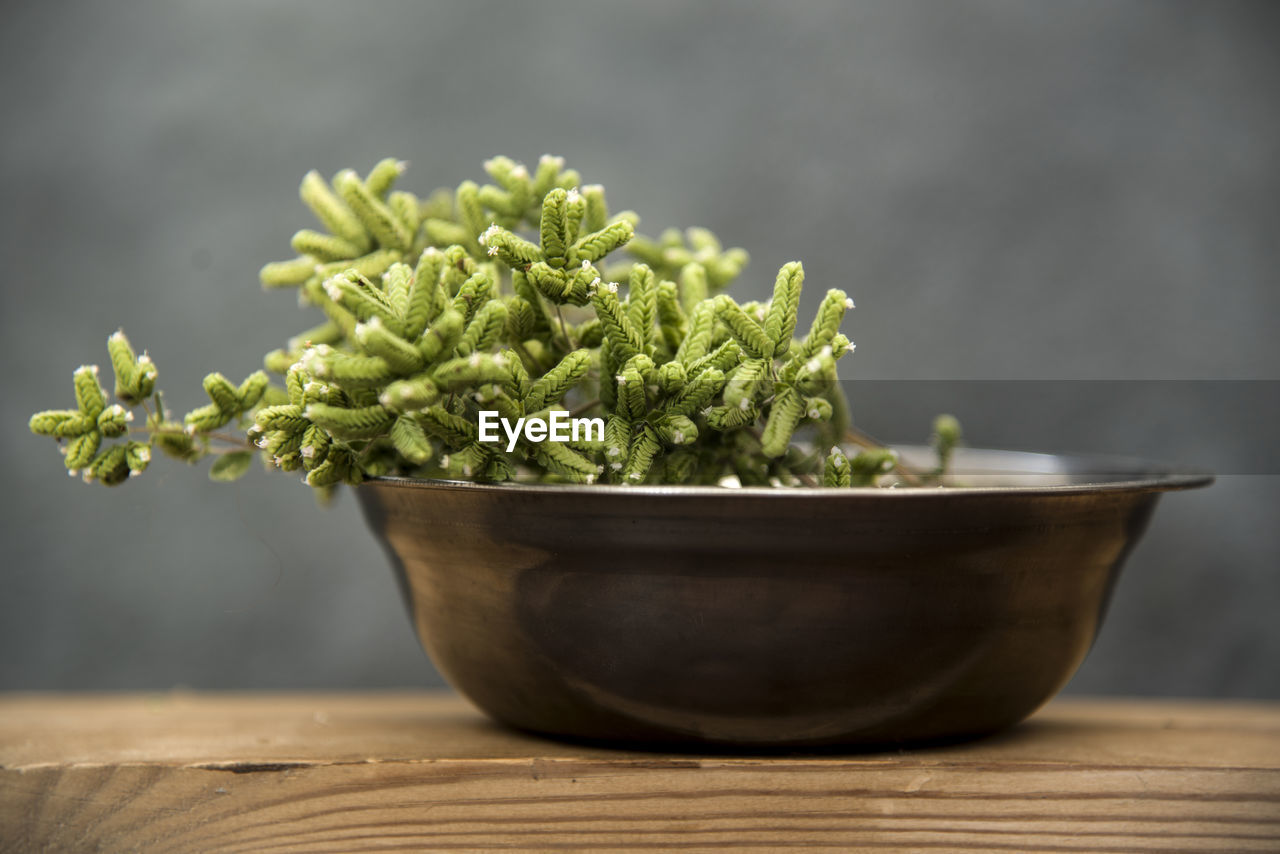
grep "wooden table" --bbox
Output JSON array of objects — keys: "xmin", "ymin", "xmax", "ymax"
[{"xmin": 1, "ymin": 693, "xmax": 1277, "ymax": 852}]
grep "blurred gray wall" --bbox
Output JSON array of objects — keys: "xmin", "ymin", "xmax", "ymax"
[{"xmin": 2, "ymin": 0, "xmax": 1276, "ymax": 696}]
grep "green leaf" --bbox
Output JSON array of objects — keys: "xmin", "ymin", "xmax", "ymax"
[{"xmin": 209, "ymin": 451, "xmax": 254, "ymax": 482}]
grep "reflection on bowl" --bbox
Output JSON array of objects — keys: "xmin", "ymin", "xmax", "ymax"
[{"xmin": 357, "ymin": 446, "xmax": 1210, "ymax": 748}]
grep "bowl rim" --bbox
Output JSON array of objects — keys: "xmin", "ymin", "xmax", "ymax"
[{"xmin": 362, "ymin": 445, "xmax": 1213, "ymax": 499}]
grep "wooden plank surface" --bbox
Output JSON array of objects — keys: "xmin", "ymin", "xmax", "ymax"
[{"xmin": 1, "ymin": 693, "xmax": 1277, "ymax": 852}]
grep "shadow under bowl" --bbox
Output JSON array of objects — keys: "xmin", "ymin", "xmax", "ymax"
[{"xmin": 356, "ymin": 446, "xmax": 1210, "ymax": 748}]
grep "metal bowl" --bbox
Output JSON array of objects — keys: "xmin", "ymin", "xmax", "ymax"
[{"xmin": 356, "ymin": 447, "xmax": 1211, "ymax": 748}]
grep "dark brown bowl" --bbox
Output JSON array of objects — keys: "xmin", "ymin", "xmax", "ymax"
[{"xmin": 356, "ymin": 447, "xmax": 1210, "ymax": 748}]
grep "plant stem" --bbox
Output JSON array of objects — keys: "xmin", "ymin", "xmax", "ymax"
[
  {"xmin": 132, "ymin": 426, "xmax": 254, "ymax": 451},
  {"xmin": 569, "ymin": 398, "xmax": 601, "ymax": 417},
  {"xmin": 842, "ymin": 427, "xmax": 924, "ymax": 486},
  {"xmin": 554, "ymin": 303, "xmax": 577, "ymax": 351}
]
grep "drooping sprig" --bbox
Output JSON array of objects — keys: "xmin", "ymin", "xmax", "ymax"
[{"xmin": 29, "ymin": 330, "xmax": 269, "ymax": 485}]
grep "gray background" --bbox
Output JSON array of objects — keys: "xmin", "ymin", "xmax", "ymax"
[{"xmin": 2, "ymin": 1, "xmax": 1276, "ymax": 696}]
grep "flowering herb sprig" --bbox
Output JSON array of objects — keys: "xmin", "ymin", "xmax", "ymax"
[{"xmin": 31, "ymin": 156, "xmax": 959, "ymax": 493}]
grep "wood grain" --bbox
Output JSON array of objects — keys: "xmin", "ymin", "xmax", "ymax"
[{"xmin": 2, "ymin": 693, "xmax": 1278, "ymax": 852}]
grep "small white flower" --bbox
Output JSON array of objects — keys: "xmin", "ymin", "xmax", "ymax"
[
  {"xmin": 511, "ymin": 164, "xmax": 528, "ymax": 180},
  {"xmin": 584, "ymin": 473, "xmax": 596, "ymax": 484},
  {"xmin": 808, "ymin": 409, "xmax": 820, "ymax": 419},
  {"xmin": 845, "ymin": 341, "xmax": 856, "ymax": 354},
  {"xmin": 469, "ymin": 353, "xmax": 482, "ymax": 368},
  {"xmin": 610, "ymin": 461, "xmax": 623, "ymax": 471},
  {"xmin": 567, "ymin": 187, "xmax": 580, "ymax": 205},
  {"xmin": 672, "ymin": 431, "xmax": 685, "ymax": 444},
  {"xmin": 607, "ymin": 446, "xmax": 621, "ymax": 457},
  {"xmin": 844, "ymin": 298, "xmax": 855, "ymax": 310},
  {"xmin": 301, "ymin": 445, "xmax": 315, "ymax": 459},
  {"xmin": 628, "ymin": 471, "xmax": 642, "ymax": 481},
  {"xmin": 739, "ymin": 398, "xmax": 751, "ymax": 411},
  {"xmin": 486, "ymin": 245, "xmax": 499, "ymax": 257},
  {"xmin": 615, "ymin": 374, "xmax": 626, "ymax": 386},
  {"xmin": 806, "ymin": 358, "xmax": 822, "ymax": 374},
  {"xmin": 581, "ymin": 259, "xmax": 591, "ymax": 270},
  {"xmin": 606, "ymin": 281, "xmax": 618, "ymax": 294}
]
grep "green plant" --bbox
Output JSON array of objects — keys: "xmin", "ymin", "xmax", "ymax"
[{"xmin": 30, "ymin": 156, "xmax": 959, "ymax": 495}]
